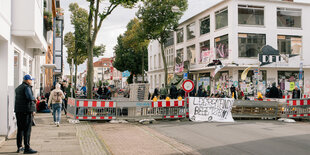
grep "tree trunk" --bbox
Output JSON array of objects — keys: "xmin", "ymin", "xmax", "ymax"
[
  {"xmin": 160, "ymin": 42, "xmax": 168, "ymax": 86},
  {"xmin": 86, "ymin": 44, "xmax": 94, "ymax": 99},
  {"xmin": 142, "ymin": 47, "xmax": 145, "ymax": 83},
  {"xmin": 74, "ymin": 63, "xmax": 78, "ymax": 94}
]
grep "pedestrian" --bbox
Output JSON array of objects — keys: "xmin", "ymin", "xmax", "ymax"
[
  {"xmin": 80, "ymin": 85, "xmax": 86, "ymax": 95},
  {"xmin": 269, "ymin": 82, "xmax": 279, "ymax": 98},
  {"xmin": 14, "ymin": 74, "xmax": 38, "ymax": 154},
  {"xmin": 277, "ymin": 85, "xmax": 283, "ymax": 99},
  {"xmin": 159, "ymin": 84, "xmax": 167, "ymax": 99},
  {"xmin": 292, "ymin": 86, "xmax": 301, "ymax": 99},
  {"xmin": 48, "ymin": 83, "xmax": 65, "ymax": 127},
  {"xmin": 198, "ymin": 85, "xmax": 203, "ymax": 97},
  {"xmin": 152, "ymin": 88, "xmax": 159, "ymax": 99},
  {"xmin": 230, "ymin": 84, "xmax": 236, "ymax": 99},
  {"xmin": 237, "ymin": 88, "xmax": 244, "ymax": 100},
  {"xmin": 170, "ymin": 84, "xmax": 178, "ymax": 99}
]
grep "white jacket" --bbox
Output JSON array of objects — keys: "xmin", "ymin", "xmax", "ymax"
[{"xmin": 48, "ymin": 84, "xmax": 65, "ymax": 106}]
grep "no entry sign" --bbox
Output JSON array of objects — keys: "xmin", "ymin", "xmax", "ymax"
[{"xmin": 182, "ymin": 80, "xmax": 194, "ymax": 92}]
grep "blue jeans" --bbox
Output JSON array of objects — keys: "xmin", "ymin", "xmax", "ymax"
[{"xmin": 52, "ymin": 103, "xmax": 62, "ymax": 123}]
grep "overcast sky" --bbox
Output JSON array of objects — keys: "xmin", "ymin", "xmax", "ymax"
[{"xmin": 61, "ymin": 0, "xmax": 310, "ymax": 75}]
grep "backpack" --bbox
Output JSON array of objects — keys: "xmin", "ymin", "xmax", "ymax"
[{"xmin": 54, "ymin": 92, "xmax": 62, "ymax": 103}]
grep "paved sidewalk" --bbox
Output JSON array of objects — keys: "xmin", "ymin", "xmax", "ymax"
[
  {"xmin": 92, "ymin": 122, "xmax": 200, "ymax": 155},
  {"xmin": 0, "ymin": 113, "xmax": 83, "ymax": 155}
]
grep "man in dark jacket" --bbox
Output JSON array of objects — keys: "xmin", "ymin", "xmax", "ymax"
[
  {"xmin": 292, "ymin": 86, "xmax": 301, "ymax": 99},
  {"xmin": 269, "ymin": 83, "xmax": 279, "ymax": 98},
  {"xmin": 230, "ymin": 85, "xmax": 236, "ymax": 99},
  {"xmin": 14, "ymin": 75, "xmax": 37, "ymax": 154},
  {"xmin": 170, "ymin": 84, "xmax": 178, "ymax": 99}
]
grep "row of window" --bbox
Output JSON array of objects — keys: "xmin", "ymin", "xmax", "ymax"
[
  {"xmin": 175, "ymin": 33, "xmax": 302, "ymax": 65},
  {"xmin": 176, "ymin": 6, "xmax": 302, "ymax": 44}
]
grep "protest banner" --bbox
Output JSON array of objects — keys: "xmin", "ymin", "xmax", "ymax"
[{"xmin": 189, "ymin": 97, "xmax": 234, "ymax": 122}]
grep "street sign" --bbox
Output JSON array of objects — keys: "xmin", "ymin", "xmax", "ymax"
[
  {"xmin": 183, "ymin": 73, "xmax": 188, "ymax": 79},
  {"xmin": 182, "ymin": 80, "xmax": 194, "ymax": 92}
]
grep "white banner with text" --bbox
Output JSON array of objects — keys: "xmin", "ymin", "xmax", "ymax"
[{"xmin": 189, "ymin": 97, "xmax": 234, "ymax": 122}]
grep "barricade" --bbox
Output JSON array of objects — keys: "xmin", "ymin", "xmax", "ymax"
[
  {"xmin": 67, "ymin": 98, "xmax": 117, "ymax": 120},
  {"xmin": 152, "ymin": 100, "xmax": 186, "ymax": 119},
  {"xmin": 67, "ymin": 98, "xmax": 186, "ymax": 121},
  {"xmin": 280, "ymin": 98, "xmax": 310, "ymax": 119},
  {"xmin": 231, "ymin": 100, "xmax": 279, "ymax": 119}
]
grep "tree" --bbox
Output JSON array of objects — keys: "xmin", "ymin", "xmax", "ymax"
[
  {"xmin": 85, "ymin": 0, "xmax": 140, "ymax": 99},
  {"xmin": 137, "ymin": 0, "xmax": 187, "ymax": 86},
  {"xmin": 113, "ymin": 35, "xmax": 148, "ymax": 84},
  {"xmin": 66, "ymin": 3, "xmax": 105, "ymax": 92},
  {"xmin": 122, "ymin": 18, "xmax": 149, "ymax": 82}
]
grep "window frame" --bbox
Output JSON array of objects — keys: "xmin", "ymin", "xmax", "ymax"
[
  {"xmin": 238, "ymin": 33, "xmax": 266, "ymax": 58},
  {"xmin": 200, "ymin": 15, "xmax": 210, "ymax": 35},
  {"xmin": 215, "ymin": 7, "xmax": 228, "ymax": 30},
  {"xmin": 277, "ymin": 7, "xmax": 302, "ymax": 28},
  {"xmin": 186, "ymin": 22, "xmax": 196, "ymax": 40},
  {"xmin": 238, "ymin": 5, "xmax": 265, "ymax": 26}
]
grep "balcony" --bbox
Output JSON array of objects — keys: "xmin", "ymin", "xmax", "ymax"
[{"xmin": 11, "ymin": 0, "xmax": 47, "ymax": 54}]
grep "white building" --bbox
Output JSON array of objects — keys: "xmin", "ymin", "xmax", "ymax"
[
  {"xmin": 148, "ymin": 0, "xmax": 310, "ymax": 97},
  {"xmin": 93, "ymin": 58, "xmax": 122, "ymax": 86},
  {"xmin": 0, "ymin": 0, "xmax": 50, "ymax": 136}
]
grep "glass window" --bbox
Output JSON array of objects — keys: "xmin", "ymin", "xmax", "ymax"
[
  {"xmin": 186, "ymin": 22, "xmax": 196, "ymax": 40},
  {"xmin": 238, "ymin": 5, "xmax": 264, "ymax": 25},
  {"xmin": 187, "ymin": 45, "xmax": 196, "ymax": 65},
  {"xmin": 200, "ymin": 16, "xmax": 210, "ymax": 35},
  {"xmin": 278, "ymin": 71, "xmax": 303, "ymax": 92},
  {"xmin": 176, "ymin": 48, "xmax": 184, "ymax": 64},
  {"xmin": 215, "ymin": 7, "xmax": 228, "ymax": 29},
  {"xmin": 200, "ymin": 40, "xmax": 211, "ymax": 63},
  {"xmin": 214, "ymin": 34, "xmax": 229, "ymax": 59},
  {"xmin": 277, "ymin": 8, "xmax": 301, "ymax": 28},
  {"xmin": 238, "ymin": 33, "xmax": 266, "ymax": 57},
  {"xmin": 164, "ymin": 32, "xmax": 174, "ymax": 47},
  {"xmin": 278, "ymin": 35, "xmax": 302, "ymax": 55},
  {"xmin": 176, "ymin": 28, "xmax": 184, "ymax": 43},
  {"xmin": 158, "ymin": 53, "xmax": 161, "ymax": 68},
  {"xmin": 165, "ymin": 47, "xmax": 174, "ymax": 67}
]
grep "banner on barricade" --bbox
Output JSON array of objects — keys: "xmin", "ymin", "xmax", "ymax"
[{"xmin": 189, "ymin": 97, "xmax": 234, "ymax": 122}]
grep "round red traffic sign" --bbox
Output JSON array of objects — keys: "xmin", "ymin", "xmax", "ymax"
[{"xmin": 182, "ymin": 80, "xmax": 194, "ymax": 92}]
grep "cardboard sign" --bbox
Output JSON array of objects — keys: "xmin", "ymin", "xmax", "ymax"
[{"xmin": 189, "ymin": 97, "xmax": 234, "ymax": 122}]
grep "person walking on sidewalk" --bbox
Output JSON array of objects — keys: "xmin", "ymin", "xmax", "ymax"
[
  {"xmin": 48, "ymin": 83, "xmax": 65, "ymax": 127},
  {"xmin": 14, "ymin": 75, "xmax": 38, "ymax": 154}
]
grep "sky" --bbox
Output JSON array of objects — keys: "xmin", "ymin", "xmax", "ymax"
[{"xmin": 61, "ymin": 0, "xmax": 310, "ymax": 75}]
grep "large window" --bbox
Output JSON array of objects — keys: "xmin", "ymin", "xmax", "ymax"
[
  {"xmin": 215, "ymin": 34, "xmax": 229, "ymax": 59},
  {"xmin": 239, "ymin": 33, "xmax": 266, "ymax": 57},
  {"xmin": 150, "ymin": 56, "xmax": 152, "ymax": 70},
  {"xmin": 176, "ymin": 48, "xmax": 184, "ymax": 64},
  {"xmin": 200, "ymin": 16, "xmax": 210, "ymax": 35},
  {"xmin": 278, "ymin": 35, "xmax": 302, "ymax": 55},
  {"xmin": 238, "ymin": 5, "xmax": 264, "ymax": 25},
  {"xmin": 164, "ymin": 32, "xmax": 174, "ymax": 47},
  {"xmin": 176, "ymin": 28, "xmax": 184, "ymax": 43},
  {"xmin": 200, "ymin": 40, "xmax": 211, "ymax": 63},
  {"xmin": 187, "ymin": 45, "xmax": 196, "ymax": 65},
  {"xmin": 277, "ymin": 8, "xmax": 301, "ymax": 28},
  {"xmin": 186, "ymin": 22, "xmax": 196, "ymax": 40},
  {"xmin": 165, "ymin": 47, "xmax": 174, "ymax": 67},
  {"xmin": 215, "ymin": 7, "xmax": 228, "ymax": 29}
]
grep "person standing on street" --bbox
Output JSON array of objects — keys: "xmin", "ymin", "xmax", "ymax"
[
  {"xmin": 292, "ymin": 86, "xmax": 301, "ymax": 99},
  {"xmin": 269, "ymin": 83, "xmax": 279, "ymax": 98},
  {"xmin": 170, "ymin": 84, "xmax": 178, "ymax": 99},
  {"xmin": 277, "ymin": 85, "xmax": 283, "ymax": 99},
  {"xmin": 48, "ymin": 83, "xmax": 65, "ymax": 127},
  {"xmin": 230, "ymin": 84, "xmax": 236, "ymax": 99},
  {"xmin": 15, "ymin": 75, "xmax": 38, "ymax": 154},
  {"xmin": 160, "ymin": 84, "xmax": 167, "ymax": 99}
]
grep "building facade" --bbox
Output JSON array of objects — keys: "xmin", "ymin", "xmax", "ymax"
[
  {"xmin": 0, "ymin": 0, "xmax": 55, "ymax": 136},
  {"xmin": 148, "ymin": 0, "xmax": 310, "ymax": 97},
  {"xmin": 93, "ymin": 58, "xmax": 122, "ymax": 87}
]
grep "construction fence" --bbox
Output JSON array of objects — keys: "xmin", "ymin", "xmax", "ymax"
[{"xmin": 67, "ymin": 97, "xmax": 310, "ymax": 121}]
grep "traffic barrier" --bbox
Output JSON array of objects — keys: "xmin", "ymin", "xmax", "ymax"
[
  {"xmin": 231, "ymin": 100, "xmax": 279, "ymax": 119},
  {"xmin": 67, "ymin": 98, "xmax": 186, "ymax": 121},
  {"xmin": 152, "ymin": 100, "xmax": 186, "ymax": 119},
  {"xmin": 281, "ymin": 98, "xmax": 310, "ymax": 119}
]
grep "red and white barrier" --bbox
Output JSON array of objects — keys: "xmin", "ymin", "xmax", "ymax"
[
  {"xmin": 286, "ymin": 99, "xmax": 310, "ymax": 106},
  {"xmin": 287, "ymin": 114, "xmax": 310, "ymax": 118},
  {"xmin": 152, "ymin": 100, "xmax": 184, "ymax": 108},
  {"xmin": 163, "ymin": 115, "xmax": 184, "ymax": 119},
  {"xmin": 76, "ymin": 100, "xmax": 116, "ymax": 108},
  {"xmin": 76, "ymin": 116, "xmax": 116, "ymax": 120}
]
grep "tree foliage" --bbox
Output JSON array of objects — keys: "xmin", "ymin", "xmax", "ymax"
[
  {"xmin": 113, "ymin": 35, "xmax": 148, "ymax": 79},
  {"xmin": 85, "ymin": 0, "xmax": 140, "ymax": 98},
  {"xmin": 137, "ymin": 0, "xmax": 187, "ymax": 86}
]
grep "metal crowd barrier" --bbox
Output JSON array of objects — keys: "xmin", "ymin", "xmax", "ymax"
[
  {"xmin": 280, "ymin": 98, "xmax": 310, "ymax": 119},
  {"xmin": 231, "ymin": 100, "xmax": 279, "ymax": 119},
  {"xmin": 67, "ymin": 98, "xmax": 186, "ymax": 121}
]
